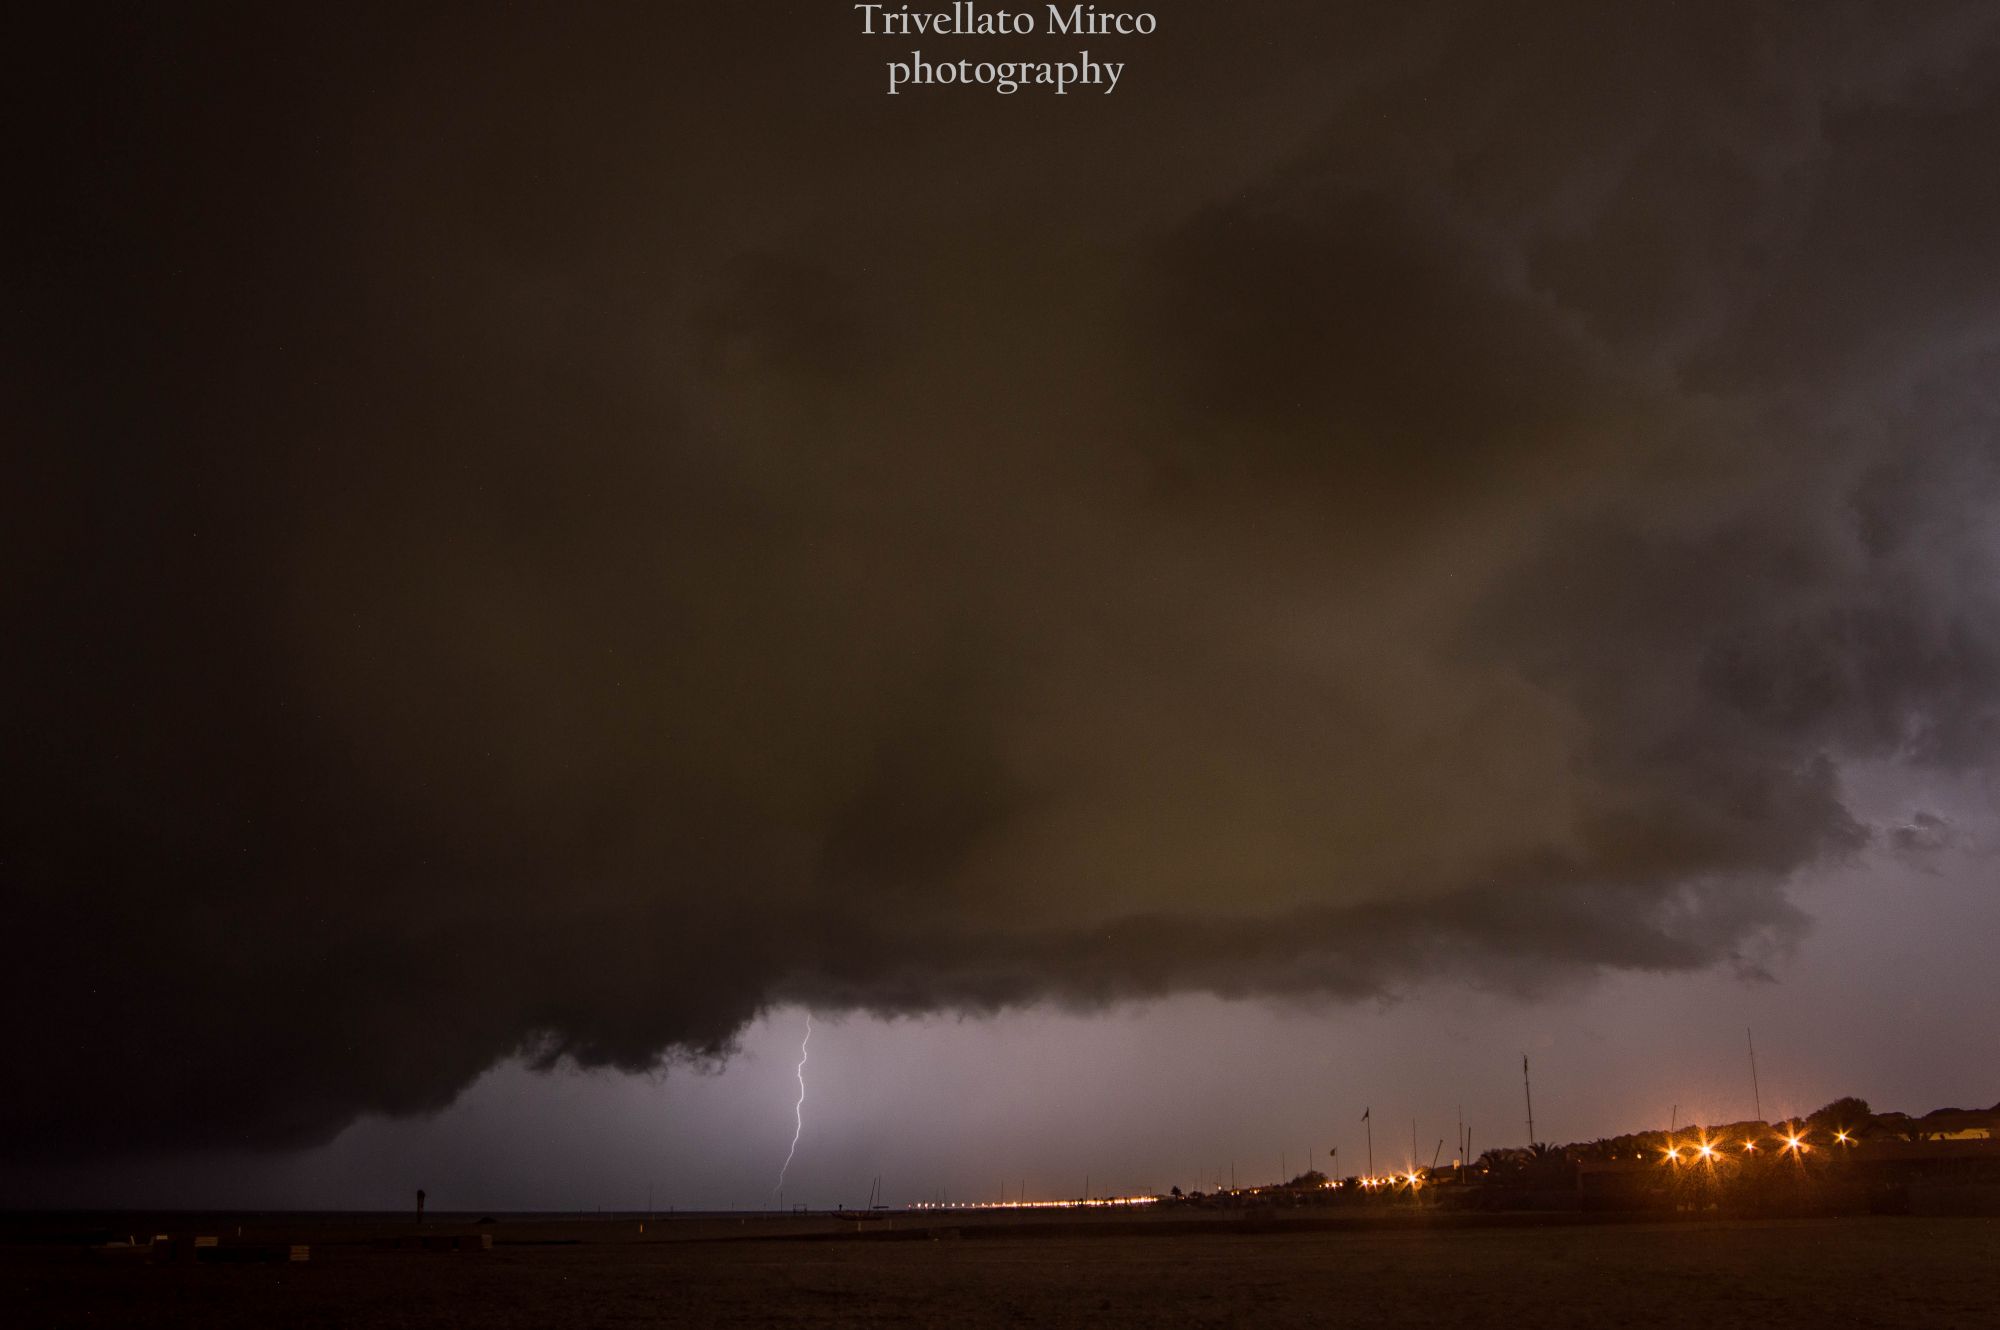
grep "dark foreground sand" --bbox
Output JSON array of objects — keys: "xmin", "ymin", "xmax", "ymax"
[{"xmin": 7, "ymin": 1213, "xmax": 1997, "ymax": 1328}]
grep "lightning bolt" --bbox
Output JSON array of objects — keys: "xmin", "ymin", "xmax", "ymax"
[{"xmin": 775, "ymin": 1011, "xmax": 812, "ymax": 1197}]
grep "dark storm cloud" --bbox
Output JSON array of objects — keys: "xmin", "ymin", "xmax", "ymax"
[
  {"xmin": 1889, "ymin": 811, "xmax": 1956, "ymax": 860},
  {"xmin": 11, "ymin": 2, "xmax": 2000, "ymax": 1159}
]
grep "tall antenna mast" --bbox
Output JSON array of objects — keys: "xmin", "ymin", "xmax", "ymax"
[
  {"xmin": 1747, "ymin": 1028, "xmax": 1763, "ymax": 1122},
  {"xmin": 1522, "ymin": 1054, "xmax": 1536, "ymax": 1146}
]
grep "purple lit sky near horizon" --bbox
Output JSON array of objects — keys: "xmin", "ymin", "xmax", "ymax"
[
  {"xmin": 12, "ymin": 3, "xmax": 2000, "ymax": 1210},
  {"xmin": 21, "ymin": 767, "xmax": 1998, "ymax": 1211}
]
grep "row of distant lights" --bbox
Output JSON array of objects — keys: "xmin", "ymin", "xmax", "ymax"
[
  {"xmin": 911, "ymin": 1179, "xmax": 1429, "ymax": 1209},
  {"xmin": 910, "ymin": 1131, "xmax": 1859, "ymax": 1207},
  {"xmin": 1663, "ymin": 1128, "xmax": 1854, "ymax": 1163},
  {"xmin": 910, "ymin": 1196, "xmax": 1160, "ymax": 1210}
]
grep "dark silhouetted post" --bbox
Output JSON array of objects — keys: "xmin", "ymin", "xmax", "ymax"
[
  {"xmin": 1747, "ymin": 1028, "xmax": 1763, "ymax": 1122},
  {"xmin": 416, "ymin": 1188, "xmax": 426, "ymax": 1225},
  {"xmin": 1523, "ymin": 1054, "xmax": 1536, "ymax": 1147}
]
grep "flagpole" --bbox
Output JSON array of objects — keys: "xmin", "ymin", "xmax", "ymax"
[{"xmin": 1364, "ymin": 1107, "xmax": 1374, "ymax": 1180}]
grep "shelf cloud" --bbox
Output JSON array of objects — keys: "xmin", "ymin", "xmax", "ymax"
[{"xmin": 10, "ymin": 1, "xmax": 2000, "ymax": 1159}]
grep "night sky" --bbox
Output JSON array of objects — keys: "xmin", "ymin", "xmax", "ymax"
[{"xmin": 12, "ymin": 2, "xmax": 2000, "ymax": 1209}]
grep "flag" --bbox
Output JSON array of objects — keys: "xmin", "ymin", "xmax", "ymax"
[{"xmin": 1362, "ymin": 1107, "xmax": 1370, "ymax": 1122}]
